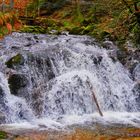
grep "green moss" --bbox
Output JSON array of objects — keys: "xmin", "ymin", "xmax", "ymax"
[
  {"xmin": 20, "ymin": 25, "xmax": 46, "ymax": 34},
  {"xmin": 0, "ymin": 27, "xmax": 8, "ymax": 36},
  {"xmin": 6, "ymin": 54, "xmax": 24, "ymax": 69},
  {"xmin": 0, "ymin": 131, "xmax": 7, "ymax": 139},
  {"xmin": 82, "ymin": 24, "xmax": 95, "ymax": 34}
]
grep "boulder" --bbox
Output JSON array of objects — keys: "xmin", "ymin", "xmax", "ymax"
[
  {"xmin": 5, "ymin": 54, "xmax": 24, "ymax": 69},
  {"xmin": 0, "ymin": 86, "xmax": 6, "ymax": 124},
  {"xmin": 8, "ymin": 74, "xmax": 28, "ymax": 96},
  {"xmin": 0, "ymin": 86, "xmax": 4, "ymax": 99},
  {"xmin": 132, "ymin": 83, "xmax": 140, "ymax": 111}
]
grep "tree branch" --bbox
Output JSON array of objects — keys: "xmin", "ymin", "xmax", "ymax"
[{"xmin": 86, "ymin": 81, "xmax": 103, "ymax": 117}]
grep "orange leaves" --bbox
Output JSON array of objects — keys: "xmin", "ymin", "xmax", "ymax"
[
  {"xmin": 6, "ymin": 23, "xmax": 12, "ymax": 34},
  {"xmin": 14, "ymin": 21, "xmax": 22, "ymax": 30},
  {"xmin": 0, "ymin": 18, "xmax": 4, "ymax": 26},
  {"xmin": 0, "ymin": 11, "xmax": 22, "ymax": 38},
  {"xmin": 0, "ymin": 0, "xmax": 33, "ymax": 10}
]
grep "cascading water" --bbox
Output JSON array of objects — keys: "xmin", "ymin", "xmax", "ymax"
[{"xmin": 0, "ymin": 32, "xmax": 139, "ymax": 130}]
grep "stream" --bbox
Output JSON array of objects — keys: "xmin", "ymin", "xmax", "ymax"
[{"xmin": 0, "ymin": 32, "xmax": 139, "ymax": 139}]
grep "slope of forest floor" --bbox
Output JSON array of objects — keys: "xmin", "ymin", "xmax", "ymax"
[
  {"xmin": 0, "ymin": 0, "xmax": 140, "ymax": 49},
  {"xmin": 19, "ymin": 1, "xmax": 140, "ymax": 49}
]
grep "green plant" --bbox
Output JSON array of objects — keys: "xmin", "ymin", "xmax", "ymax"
[{"xmin": 0, "ymin": 131, "xmax": 7, "ymax": 139}]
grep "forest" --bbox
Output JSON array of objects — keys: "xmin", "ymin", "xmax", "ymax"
[{"xmin": 0, "ymin": 0, "xmax": 140, "ymax": 47}]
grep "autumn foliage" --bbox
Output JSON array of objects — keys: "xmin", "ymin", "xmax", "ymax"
[{"xmin": 0, "ymin": 11, "xmax": 22, "ymax": 39}]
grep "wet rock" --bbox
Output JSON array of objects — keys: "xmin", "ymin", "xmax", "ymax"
[
  {"xmin": 5, "ymin": 54, "xmax": 24, "ymax": 69},
  {"xmin": 0, "ymin": 112, "xmax": 6, "ymax": 124},
  {"xmin": 0, "ymin": 86, "xmax": 6, "ymax": 124},
  {"xmin": 11, "ymin": 46, "xmax": 20, "ymax": 50},
  {"xmin": 102, "ymin": 40, "xmax": 117, "ymax": 50},
  {"xmin": 116, "ymin": 48, "xmax": 140, "ymax": 76},
  {"xmin": 27, "ymin": 53, "xmax": 55, "ymax": 81},
  {"xmin": 132, "ymin": 64, "xmax": 140, "ymax": 81},
  {"xmin": 132, "ymin": 49, "xmax": 140, "ymax": 60},
  {"xmin": 8, "ymin": 74, "xmax": 28, "ymax": 96},
  {"xmin": 132, "ymin": 83, "xmax": 140, "ymax": 111},
  {"xmin": 116, "ymin": 49, "xmax": 129, "ymax": 65},
  {"xmin": 91, "ymin": 55, "xmax": 103, "ymax": 65},
  {"xmin": 132, "ymin": 83, "xmax": 140, "ymax": 94},
  {"xmin": 0, "ymin": 86, "xmax": 4, "ymax": 99},
  {"xmin": 31, "ymin": 88, "xmax": 44, "ymax": 117}
]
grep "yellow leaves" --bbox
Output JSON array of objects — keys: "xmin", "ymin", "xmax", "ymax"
[
  {"xmin": 4, "ymin": 13, "xmax": 11, "ymax": 22},
  {"xmin": 0, "ymin": 12, "xmax": 12, "ymax": 25}
]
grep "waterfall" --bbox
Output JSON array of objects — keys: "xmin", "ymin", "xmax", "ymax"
[{"xmin": 0, "ymin": 33, "xmax": 139, "ymax": 129}]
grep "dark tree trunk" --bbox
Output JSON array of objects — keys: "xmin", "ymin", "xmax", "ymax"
[{"xmin": 10, "ymin": 0, "xmax": 14, "ymax": 9}]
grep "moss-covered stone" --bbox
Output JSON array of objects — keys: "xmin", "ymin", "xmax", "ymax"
[{"xmin": 5, "ymin": 54, "xmax": 24, "ymax": 69}]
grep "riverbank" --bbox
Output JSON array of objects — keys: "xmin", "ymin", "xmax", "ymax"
[
  {"xmin": 1, "ymin": 125, "xmax": 140, "ymax": 140},
  {"xmin": 19, "ymin": 0, "xmax": 140, "ymax": 49}
]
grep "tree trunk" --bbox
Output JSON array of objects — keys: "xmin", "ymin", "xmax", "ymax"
[{"xmin": 10, "ymin": 0, "xmax": 14, "ymax": 9}]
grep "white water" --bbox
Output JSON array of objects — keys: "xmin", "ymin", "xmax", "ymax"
[{"xmin": 0, "ymin": 33, "xmax": 139, "ymax": 130}]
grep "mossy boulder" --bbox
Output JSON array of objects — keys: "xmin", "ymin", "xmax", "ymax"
[{"xmin": 5, "ymin": 54, "xmax": 24, "ymax": 69}]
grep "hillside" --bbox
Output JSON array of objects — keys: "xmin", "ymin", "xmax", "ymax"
[{"xmin": 19, "ymin": 0, "xmax": 140, "ymax": 48}]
